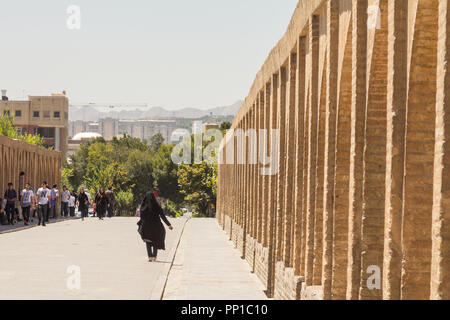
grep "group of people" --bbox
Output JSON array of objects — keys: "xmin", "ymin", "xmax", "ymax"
[
  {"xmin": 1, "ymin": 181, "xmax": 174, "ymax": 263},
  {"xmin": 77, "ymin": 187, "xmax": 115, "ymax": 221},
  {"xmin": 0, "ymin": 181, "xmax": 115, "ymax": 227}
]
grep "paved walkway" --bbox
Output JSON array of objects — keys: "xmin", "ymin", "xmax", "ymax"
[
  {"xmin": 163, "ymin": 218, "xmax": 268, "ymax": 300},
  {"xmin": 0, "ymin": 217, "xmax": 185, "ymax": 300}
]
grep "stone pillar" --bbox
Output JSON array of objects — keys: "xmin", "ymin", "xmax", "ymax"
[
  {"xmin": 275, "ymin": 67, "xmax": 287, "ymax": 264},
  {"xmin": 246, "ymin": 105, "xmax": 255, "ymax": 266},
  {"xmin": 293, "ymin": 36, "xmax": 307, "ymax": 277},
  {"xmin": 257, "ymin": 91, "xmax": 265, "ymax": 245},
  {"xmin": 430, "ymin": 0, "xmax": 450, "ymax": 300},
  {"xmin": 347, "ymin": 0, "xmax": 367, "ymax": 300},
  {"xmin": 240, "ymin": 114, "xmax": 247, "ymax": 257},
  {"xmin": 267, "ymin": 73, "xmax": 279, "ymax": 297},
  {"xmin": 283, "ymin": 52, "xmax": 297, "ymax": 266},
  {"xmin": 359, "ymin": 0, "xmax": 388, "ymax": 300},
  {"xmin": 262, "ymin": 82, "xmax": 271, "ymax": 248},
  {"xmin": 322, "ymin": 0, "xmax": 339, "ymax": 300},
  {"xmin": 383, "ymin": 0, "xmax": 407, "ymax": 300},
  {"xmin": 401, "ymin": 0, "xmax": 437, "ymax": 300},
  {"xmin": 313, "ymin": 10, "xmax": 328, "ymax": 287},
  {"xmin": 305, "ymin": 15, "xmax": 320, "ymax": 287},
  {"xmin": 252, "ymin": 102, "xmax": 258, "ymax": 244},
  {"xmin": 331, "ymin": 0, "xmax": 352, "ymax": 299},
  {"xmin": 301, "ymin": 49, "xmax": 310, "ymax": 280},
  {"xmin": 232, "ymin": 119, "xmax": 238, "ymax": 241}
]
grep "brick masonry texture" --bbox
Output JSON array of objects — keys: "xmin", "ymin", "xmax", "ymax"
[
  {"xmin": 217, "ymin": 0, "xmax": 450, "ymax": 300},
  {"xmin": 254, "ymin": 242, "xmax": 270, "ymax": 291},
  {"xmin": 1, "ymin": 135, "xmax": 62, "ymax": 197},
  {"xmin": 245, "ymin": 235, "xmax": 256, "ymax": 272}
]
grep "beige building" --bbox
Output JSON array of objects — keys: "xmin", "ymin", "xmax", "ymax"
[
  {"xmin": 203, "ymin": 123, "xmax": 219, "ymax": 132},
  {"xmin": 0, "ymin": 90, "xmax": 69, "ymax": 160},
  {"xmin": 98, "ymin": 118, "xmax": 119, "ymax": 141}
]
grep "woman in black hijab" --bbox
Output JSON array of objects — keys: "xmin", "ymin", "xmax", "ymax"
[
  {"xmin": 138, "ymin": 191, "xmax": 173, "ymax": 262},
  {"xmin": 95, "ymin": 187, "xmax": 108, "ymax": 220}
]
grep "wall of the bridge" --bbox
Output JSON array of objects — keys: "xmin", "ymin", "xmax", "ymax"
[
  {"xmin": 217, "ymin": 0, "xmax": 450, "ymax": 300},
  {"xmin": 0, "ymin": 135, "xmax": 62, "ymax": 201}
]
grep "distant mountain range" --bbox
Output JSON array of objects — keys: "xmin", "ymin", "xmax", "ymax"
[{"xmin": 69, "ymin": 100, "xmax": 242, "ymax": 122}]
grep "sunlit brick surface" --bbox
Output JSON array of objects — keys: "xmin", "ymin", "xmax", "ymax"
[{"xmin": 217, "ymin": 0, "xmax": 450, "ymax": 300}]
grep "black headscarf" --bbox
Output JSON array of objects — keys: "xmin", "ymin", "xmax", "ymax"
[{"xmin": 140, "ymin": 191, "xmax": 163, "ymax": 219}]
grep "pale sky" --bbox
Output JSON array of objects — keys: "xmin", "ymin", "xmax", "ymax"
[{"xmin": 0, "ymin": 0, "xmax": 298, "ymax": 110}]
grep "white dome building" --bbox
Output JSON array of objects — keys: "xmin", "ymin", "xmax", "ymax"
[
  {"xmin": 68, "ymin": 132, "xmax": 103, "ymax": 160},
  {"xmin": 72, "ymin": 132, "xmax": 103, "ymax": 141}
]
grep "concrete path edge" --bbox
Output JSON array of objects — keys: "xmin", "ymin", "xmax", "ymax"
[
  {"xmin": 0, "ymin": 217, "xmax": 81, "ymax": 235},
  {"xmin": 149, "ymin": 217, "xmax": 190, "ymax": 300}
]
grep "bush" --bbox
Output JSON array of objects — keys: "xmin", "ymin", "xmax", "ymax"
[{"xmin": 163, "ymin": 199, "xmax": 183, "ymax": 218}]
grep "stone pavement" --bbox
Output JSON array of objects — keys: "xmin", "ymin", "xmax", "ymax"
[
  {"xmin": 0, "ymin": 216, "xmax": 80, "ymax": 234},
  {"xmin": 0, "ymin": 217, "xmax": 185, "ymax": 300},
  {"xmin": 163, "ymin": 218, "xmax": 268, "ymax": 300}
]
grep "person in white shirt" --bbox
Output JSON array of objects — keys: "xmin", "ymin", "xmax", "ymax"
[
  {"xmin": 49, "ymin": 185, "xmax": 59, "ymax": 221},
  {"xmin": 20, "ymin": 183, "xmax": 34, "ymax": 226},
  {"xmin": 60, "ymin": 186, "xmax": 71, "ymax": 217},
  {"xmin": 36, "ymin": 181, "xmax": 52, "ymax": 227},
  {"xmin": 68, "ymin": 193, "xmax": 76, "ymax": 217}
]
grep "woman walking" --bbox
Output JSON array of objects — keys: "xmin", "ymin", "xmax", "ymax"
[
  {"xmin": 137, "ymin": 191, "xmax": 173, "ymax": 262},
  {"xmin": 94, "ymin": 188, "xmax": 108, "ymax": 220},
  {"xmin": 78, "ymin": 188, "xmax": 89, "ymax": 221}
]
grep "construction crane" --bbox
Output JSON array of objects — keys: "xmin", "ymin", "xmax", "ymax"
[
  {"xmin": 69, "ymin": 102, "xmax": 149, "ymax": 121},
  {"xmin": 70, "ymin": 102, "xmax": 148, "ymax": 109}
]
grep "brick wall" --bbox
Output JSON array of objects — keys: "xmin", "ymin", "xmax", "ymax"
[
  {"xmin": 217, "ymin": 0, "xmax": 450, "ymax": 300},
  {"xmin": 0, "ymin": 135, "xmax": 62, "ymax": 202}
]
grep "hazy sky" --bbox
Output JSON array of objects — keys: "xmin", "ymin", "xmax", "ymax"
[{"xmin": 0, "ymin": 0, "xmax": 298, "ymax": 110}]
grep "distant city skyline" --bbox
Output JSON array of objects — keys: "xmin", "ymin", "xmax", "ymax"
[{"xmin": 1, "ymin": 0, "xmax": 298, "ymax": 110}]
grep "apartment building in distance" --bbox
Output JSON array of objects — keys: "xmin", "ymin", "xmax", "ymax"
[
  {"xmin": 69, "ymin": 118, "xmax": 177, "ymax": 144},
  {"xmin": 0, "ymin": 90, "xmax": 69, "ymax": 159}
]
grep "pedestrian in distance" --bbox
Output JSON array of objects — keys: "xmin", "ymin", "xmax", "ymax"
[
  {"xmin": 105, "ymin": 187, "xmax": 115, "ymax": 218},
  {"xmin": 61, "ymin": 186, "xmax": 70, "ymax": 217},
  {"xmin": 94, "ymin": 187, "xmax": 108, "ymax": 220},
  {"xmin": 36, "ymin": 181, "xmax": 52, "ymax": 227},
  {"xmin": 4, "ymin": 182, "xmax": 17, "ymax": 225},
  {"xmin": 137, "ymin": 191, "xmax": 173, "ymax": 262},
  {"xmin": 78, "ymin": 188, "xmax": 89, "ymax": 221},
  {"xmin": 72, "ymin": 190, "xmax": 78, "ymax": 207},
  {"xmin": 49, "ymin": 184, "xmax": 59, "ymax": 221},
  {"xmin": 68, "ymin": 192, "xmax": 76, "ymax": 217},
  {"xmin": 20, "ymin": 183, "xmax": 34, "ymax": 226}
]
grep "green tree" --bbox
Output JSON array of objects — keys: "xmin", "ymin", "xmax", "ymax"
[
  {"xmin": 115, "ymin": 191, "xmax": 134, "ymax": 216},
  {"xmin": 85, "ymin": 162, "xmax": 129, "ymax": 195},
  {"xmin": 149, "ymin": 133, "xmax": 165, "ymax": 152},
  {"xmin": 152, "ymin": 144, "xmax": 183, "ymax": 204},
  {"xmin": 61, "ymin": 167, "xmax": 75, "ymax": 191},
  {"xmin": 0, "ymin": 108, "xmax": 46, "ymax": 147},
  {"xmin": 126, "ymin": 149, "xmax": 154, "ymax": 206},
  {"xmin": 219, "ymin": 121, "xmax": 232, "ymax": 132},
  {"xmin": 177, "ymin": 162, "xmax": 217, "ymax": 216}
]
